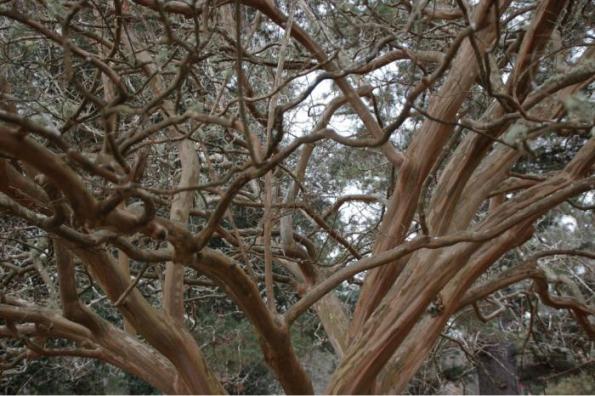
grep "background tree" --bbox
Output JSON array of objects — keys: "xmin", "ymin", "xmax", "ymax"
[{"xmin": 0, "ymin": 0, "xmax": 593, "ymax": 394}]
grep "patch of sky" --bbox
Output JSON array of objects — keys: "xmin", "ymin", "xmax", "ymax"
[
  {"xmin": 405, "ymin": 231, "xmax": 418, "ymax": 241},
  {"xmin": 574, "ymin": 265, "xmax": 586, "ymax": 276},
  {"xmin": 284, "ymin": 52, "xmax": 409, "ymax": 150},
  {"xmin": 504, "ymin": 5, "xmax": 531, "ymax": 30},
  {"xmin": 557, "ymin": 215, "xmax": 577, "ymax": 233},
  {"xmin": 581, "ymin": 191, "xmax": 594, "ymax": 205},
  {"xmin": 337, "ymin": 183, "xmax": 383, "ymax": 233},
  {"xmin": 501, "ymin": 71, "xmax": 510, "ymax": 84},
  {"xmin": 284, "ymin": 74, "xmax": 337, "ymax": 138},
  {"xmin": 569, "ymin": 45, "xmax": 587, "ymax": 63}
]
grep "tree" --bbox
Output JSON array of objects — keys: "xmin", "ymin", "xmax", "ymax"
[{"xmin": 0, "ymin": 0, "xmax": 593, "ymax": 393}]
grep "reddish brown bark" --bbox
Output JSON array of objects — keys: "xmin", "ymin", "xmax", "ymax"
[{"xmin": 0, "ymin": 1, "xmax": 593, "ymax": 395}]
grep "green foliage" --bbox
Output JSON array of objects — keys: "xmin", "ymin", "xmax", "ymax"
[
  {"xmin": 1, "ymin": 358, "xmax": 158, "ymax": 395},
  {"xmin": 189, "ymin": 294, "xmax": 329, "ymax": 394},
  {"xmin": 545, "ymin": 370, "xmax": 595, "ymax": 395}
]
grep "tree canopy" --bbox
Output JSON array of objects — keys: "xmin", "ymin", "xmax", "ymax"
[{"xmin": 0, "ymin": 0, "xmax": 594, "ymax": 394}]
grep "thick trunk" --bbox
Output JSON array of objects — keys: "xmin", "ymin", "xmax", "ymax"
[
  {"xmin": 313, "ymin": 292, "xmax": 349, "ymax": 359},
  {"xmin": 191, "ymin": 249, "xmax": 315, "ymax": 394},
  {"xmin": 329, "ymin": 163, "xmax": 593, "ymax": 393},
  {"xmin": 349, "ymin": 0, "xmax": 502, "ymax": 338},
  {"xmin": 53, "ymin": 240, "xmax": 184, "ymax": 394},
  {"xmin": 163, "ymin": 135, "xmax": 199, "ymax": 322},
  {"xmin": 73, "ymin": 247, "xmax": 226, "ymax": 394},
  {"xmin": 374, "ymin": 225, "xmax": 532, "ymax": 393},
  {"xmin": 328, "ymin": 244, "xmax": 482, "ymax": 393},
  {"xmin": 373, "ymin": 4, "xmax": 585, "ymax": 390}
]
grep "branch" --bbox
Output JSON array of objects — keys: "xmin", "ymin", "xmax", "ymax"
[
  {"xmin": 285, "ymin": 174, "xmax": 594, "ymax": 324},
  {"xmin": 189, "ymin": 247, "xmax": 314, "ymax": 394},
  {"xmin": 457, "ymin": 250, "xmax": 595, "ymax": 337}
]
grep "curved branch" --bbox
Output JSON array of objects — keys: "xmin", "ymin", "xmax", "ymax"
[{"xmin": 286, "ymin": 174, "xmax": 594, "ymax": 324}]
